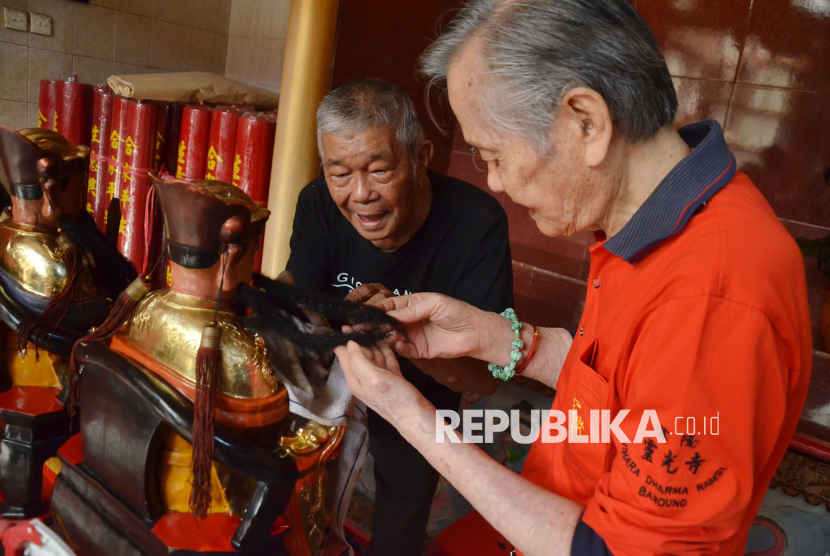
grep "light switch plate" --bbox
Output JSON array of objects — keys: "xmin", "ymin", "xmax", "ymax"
[
  {"xmin": 30, "ymin": 12, "xmax": 51, "ymax": 36},
  {"xmin": 3, "ymin": 7, "xmax": 27, "ymax": 32}
]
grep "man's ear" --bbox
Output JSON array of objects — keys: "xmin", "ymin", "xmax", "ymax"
[
  {"xmin": 557, "ymin": 87, "xmax": 614, "ymax": 168},
  {"xmin": 416, "ymin": 139, "xmax": 434, "ymax": 174}
]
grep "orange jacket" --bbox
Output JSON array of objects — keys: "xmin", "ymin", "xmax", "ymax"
[{"xmin": 522, "ymin": 169, "xmax": 811, "ymax": 555}]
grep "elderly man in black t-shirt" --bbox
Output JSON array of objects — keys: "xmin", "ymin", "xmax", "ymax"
[{"xmin": 286, "ymin": 78, "xmax": 513, "ymax": 556}]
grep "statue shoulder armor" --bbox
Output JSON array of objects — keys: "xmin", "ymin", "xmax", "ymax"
[
  {"xmin": 121, "ymin": 289, "xmax": 280, "ymax": 400},
  {"xmin": 0, "ymin": 219, "xmax": 98, "ymax": 299}
]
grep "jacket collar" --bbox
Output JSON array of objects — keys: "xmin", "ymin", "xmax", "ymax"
[{"xmin": 603, "ymin": 120, "xmax": 736, "ymax": 263}]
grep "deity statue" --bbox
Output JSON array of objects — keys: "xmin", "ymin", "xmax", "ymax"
[
  {"xmin": 54, "ymin": 174, "xmax": 394, "ymax": 555},
  {"xmin": 0, "ymin": 126, "xmax": 135, "ymax": 519}
]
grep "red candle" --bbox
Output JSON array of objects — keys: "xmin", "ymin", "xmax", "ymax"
[
  {"xmin": 232, "ymin": 113, "xmax": 276, "ymax": 205},
  {"xmin": 176, "ymin": 105, "xmax": 212, "ymax": 180},
  {"xmin": 233, "ymin": 113, "xmax": 276, "ymax": 271},
  {"xmin": 55, "ymin": 78, "xmax": 93, "ymax": 146},
  {"xmin": 206, "ymin": 109, "xmax": 240, "ymax": 182},
  {"xmin": 87, "ymin": 85, "xmax": 114, "ymax": 233},
  {"xmin": 38, "ymin": 80, "xmax": 56, "ymax": 130},
  {"xmin": 105, "ymin": 96, "xmax": 131, "ymax": 236},
  {"xmin": 118, "ymin": 100, "xmax": 158, "ymax": 270}
]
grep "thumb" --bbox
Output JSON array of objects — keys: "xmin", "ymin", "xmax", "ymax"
[
  {"xmin": 335, "ymin": 341, "xmax": 362, "ymax": 366},
  {"xmin": 392, "ymin": 339, "xmax": 419, "ymax": 359},
  {"xmin": 383, "ymin": 293, "xmax": 439, "ymax": 324}
]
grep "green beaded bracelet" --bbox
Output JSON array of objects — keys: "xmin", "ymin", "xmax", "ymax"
[{"xmin": 487, "ymin": 308, "xmax": 523, "ymax": 382}]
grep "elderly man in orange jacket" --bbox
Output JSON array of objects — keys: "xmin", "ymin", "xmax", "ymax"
[{"xmin": 333, "ymin": 1, "xmax": 812, "ymax": 555}]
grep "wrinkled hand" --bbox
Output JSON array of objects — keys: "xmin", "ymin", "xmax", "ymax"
[
  {"xmin": 345, "ymin": 283, "xmax": 395, "ymax": 306},
  {"xmin": 335, "ymin": 340, "xmax": 425, "ymax": 424},
  {"xmin": 377, "ymin": 293, "xmax": 493, "ymax": 361}
]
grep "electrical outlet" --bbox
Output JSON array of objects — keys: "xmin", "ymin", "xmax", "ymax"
[
  {"xmin": 30, "ymin": 12, "xmax": 51, "ymax": 36},
  {"xmin": 3, "ymin": 7, "xmax": 27, "ymax": 32}
]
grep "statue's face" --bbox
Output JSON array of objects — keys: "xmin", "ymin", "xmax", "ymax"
[
  {"xmin": 10, "ymin": 156, "xmax": 86, "ymax": 229},
  {"xmin": 169, "ymin": 239, "xmax": 258, "ymax": 302},
  {"xmin": 61, "ymin": 165, "xmax": 87, "ymax": 217},
  {"xmin": 221, "ymin": 241, "xmax": 257, "ymax": 294}
]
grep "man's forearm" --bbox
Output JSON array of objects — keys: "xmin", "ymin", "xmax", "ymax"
[
  {"xmin": 390, "ymin": 400, "xmax": 583, "ymax": 556},
  {"xmin": 477, "ymin": 317, "xmax": 573, "ymax": 390},
  {"xmin": 519, "ymin": 327, "xmax": 573, "ymax": 388}
]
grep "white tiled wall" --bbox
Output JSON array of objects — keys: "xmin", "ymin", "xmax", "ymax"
[{"xmin": 0, "ymin": 0, "xmax": 232, "ymax": 129}]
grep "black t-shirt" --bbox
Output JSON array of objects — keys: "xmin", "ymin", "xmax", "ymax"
[{"xmin": 286, "ymin": 170, "xmax": 514, "ymax": 411}]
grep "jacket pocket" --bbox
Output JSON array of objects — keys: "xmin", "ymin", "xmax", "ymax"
[{"xmin": 562, "ymin": 338, "xmax": 610, "ymax": 484}]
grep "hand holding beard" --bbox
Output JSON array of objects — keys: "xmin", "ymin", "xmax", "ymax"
[{"xmin": 345, "ymin": 282, "xmax": 396, "ymax": 306}]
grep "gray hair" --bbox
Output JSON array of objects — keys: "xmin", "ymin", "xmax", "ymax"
[
  {"xmin": 420, "ymin": 0, "xmax": 678, "ymax": 153},
  {"xmin": 316, "ymin": 79, "xmax": 426, "ymax": 161}
]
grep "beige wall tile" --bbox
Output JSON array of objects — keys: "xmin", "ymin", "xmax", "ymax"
[
  {"xmin": 113, "ymin": 61, "xmax": 152, "ymax": 75},
  {"xmin": 0, "ymin": 100, "xmax": 29, "ymax": 130},
  {"xmin": 27, "ymin": 47, "xmax": 72, "ymax": 102},
  {"xmin": 217, "ymin": 0, "xmax": 231, "ymax": 35},
  {"xmin": 228, "ymin": 0, "xmax": 257, "ymax": 37},
  {"xmin": 0, "ymin": 42, "xmax": 29, "ymax": 102},
  {"xmin": 256, "ymin": 37, "xmax": 285, "ymax": 91},
  {"xmin": 188, "ymin": 0, "xmax": 220, "ymax": 33},
  {"xmin": 229, "ymin": 0, "xmax": 290, "ymax": 39},
  {"xmin": 74, "ymin": 4, "xmax": 116, "ymax": 60},
  {"xmin": 73, "ymin": 55, "xmax": 113, "ymax": 86},
  {"xmin": 225, "ymin": 36, "xmax": 284, "ymax": 92},
  {"xmin": 28, "ymin": 102, "xmax": 40, "ymax": 128},
  {"xmin": 90, "ymin": 0, "xmax": 118, "ymax": 9},
  {"xmin": 153, "ymin": 0, "xmax": 188, "ymax": 25},
  {"xmin": 213, "ymin": 34, "xmax": 227, "ymax": 74},
  {"xmin": 149, "ymin": 20, "xmax": 186, "ymax": 71},
  {"xmin": 183, "ymin": 27, "xmax": 218, "ymax": 72},
  {"xmin": 117, "ymin": 0, "xmax": 154, "ymax": 18},
  {"xmin": 114, "ymin": 12, "xmax": 152, "ymax": 66},
  {"xmin": 28, "ymin": 0, "xmax": 75, "ymax": 53},
  {"xmin": 258, "ymin": 0, "xmax": 290, "ymax": 40},
  {"xmin": 223, "ymin": 36, "xmax": 253, "ymax": 84},
  {"xmin": 0, "ymin": 0, "xmax": 29, "ymax": 46}
]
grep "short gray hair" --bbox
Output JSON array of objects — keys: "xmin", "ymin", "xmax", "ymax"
[
  {"xmin": 420, "ymin": 0, "xmax": 677, "ymax": 153},
  {"xmin": 316, "ymin": 79, "xmax": 426, "ymax": 160}
]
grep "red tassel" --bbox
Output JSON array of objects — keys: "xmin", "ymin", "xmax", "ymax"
[
  {"xmin": 190, "ymin": 322, "xmax": 221, "ymax": 520},
  {"xmin": 67, "ymin": 276, "xmax": 150, "ymax": 418},
  {"xmin": 17, "ymin": 234, "xmax": 85, "ymax": 357}
]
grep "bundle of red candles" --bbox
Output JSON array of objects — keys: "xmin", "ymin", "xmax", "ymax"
[{"xmin": 38, "ymin": 78, "xmax": 278, "ymax": 277}]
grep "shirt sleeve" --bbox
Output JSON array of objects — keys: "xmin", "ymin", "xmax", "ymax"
[
  {"xmin": 582, "ymin": 295, "xmax": 792, "ymax": 555},
  {"xmin": 571, "ymin": 517, "xmax": 613, "ymax": 556},
  {"xmin": 451, "ymin": 209, "xmax": 513, "ymax": 313},
  {"xmin": 285, "ymin": 182, "xmax": 333, "ymax": 292}
]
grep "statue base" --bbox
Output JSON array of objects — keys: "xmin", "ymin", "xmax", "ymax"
[
  {"xmin": 53, "ymin": 456, "xmax": 292, "ymax": 556},
  {"xmin": 0, "ymin": 385, "xmax": 69, "ymax": 519}
]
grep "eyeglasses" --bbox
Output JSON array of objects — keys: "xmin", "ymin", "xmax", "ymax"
[{"xmin": 469, "ymin": 145, "xmax": 484, "ymax": 173}]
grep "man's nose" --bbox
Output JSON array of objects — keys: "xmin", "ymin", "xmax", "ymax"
[
  {"xmin": 351, "ymin": 174, "xmax": 375, "ymax": 203},
  {"xmin": 486, "ymin": 165, "xmax": 504, "ymax": 194}
]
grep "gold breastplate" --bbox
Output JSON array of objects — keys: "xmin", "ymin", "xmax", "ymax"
[
  {"xmin": 123, "ymin": 289, "xmax": 280, "ymax": 400},
  {"xmin": 0, "ymin": 219, "xmax": 98, "ymax": 300}
]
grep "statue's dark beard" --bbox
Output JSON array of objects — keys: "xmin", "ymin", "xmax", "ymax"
[
  {"xmin": 60, "ymin": 211, "xmax": 138, "ymax": 298},
  {"xmin": 237, "ymin": 273, "xmax": 401, "ymax": 353}
]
